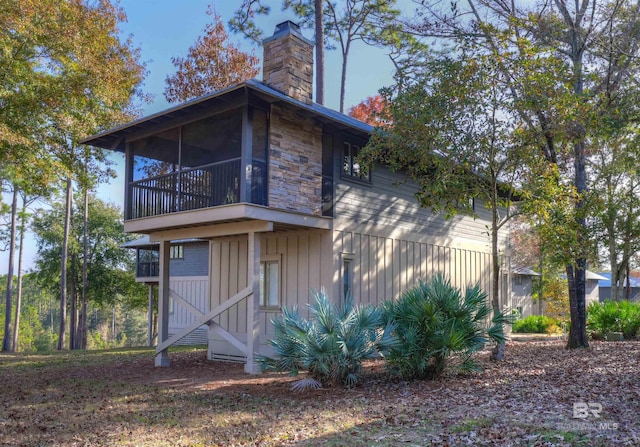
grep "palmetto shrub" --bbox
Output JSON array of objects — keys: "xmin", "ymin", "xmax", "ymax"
[
  {"xmin": 382, "ymin": 274, "xmax": 510, "ymax": 380},
  {"xmin": 587, "ymin": 300, "xmax": 640, "ymax": 340},
  {"xmin": 261, "ymin": 289, "xmax": 397, "ymax": 390},
  {"xmin": 513, "ymin": 315, "xmax": 561, "ymax": 334}
]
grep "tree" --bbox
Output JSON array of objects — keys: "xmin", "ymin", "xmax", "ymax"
[
  {"xmin": 397, "ymin": 0, "xmax": 640, "ymax": 349},
  {"xmin": 362, "ymin": 49, "xmax": 536, "ymax": 359},
  {"xmin": 32, "ymin": 196, "xmax": 146, "ymax": 347},
  {"xmin": 11, "ymin": 192, "xmax": 36, "ymax": 352},
  {"xmin": 348, "ymin": 94, "xmax": 389, "ymax": 126},
  {"xmin": 164, "ymin": 5, "xmax": 260, "ymax": 103},
  {"xmin": 231, "ymin": 0, "xmax": 400, "ymax": 112},
  {"xmin": 590, "ymin": 133, "xmax": 640, "ymax": 301},
  {"xmin": 2, "ymin": 0, "xmax": 146, "ymax": 350},
  {"xmin": 49, "ymin": 0, "xmax": 145, "ymax": 350},
  {"xmin": 2, "ymin": 188, "xmax": 18, "ymax": 351}
]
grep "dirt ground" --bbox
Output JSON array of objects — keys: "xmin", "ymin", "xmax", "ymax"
[{"xmin": 1, "ymin": 339, "xmax": 639, "ymax": 446}]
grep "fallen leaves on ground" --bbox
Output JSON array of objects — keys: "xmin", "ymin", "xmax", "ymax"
[{"xmin": 0, "ymin": 340, "xmax": 638, "ymax": 446}]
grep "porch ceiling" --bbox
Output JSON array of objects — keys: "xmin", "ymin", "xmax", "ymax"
[
  {"xmin": 80, "ymin": 80, "xmax": 372, "ymax": 151},
  {"xmin": 125, "ymin": 203, "xmax": 332, "ymax": 239}
]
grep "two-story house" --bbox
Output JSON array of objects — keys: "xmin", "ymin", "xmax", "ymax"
[{"xmin": 82, "ymin": 21, "xmax": 511, "ymax": 373}]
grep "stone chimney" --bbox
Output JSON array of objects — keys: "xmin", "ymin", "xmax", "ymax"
[{"xmin": 262, "ymin": 21, "xmax": 314, "ymax": 104}]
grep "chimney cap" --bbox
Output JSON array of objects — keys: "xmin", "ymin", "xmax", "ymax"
[{"xmin": 263, "ymin": 20, "xmax": 314, "ymax": 46}]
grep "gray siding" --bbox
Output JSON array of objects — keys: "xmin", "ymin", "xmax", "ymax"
[
  {"xmin": 511, "ymin": 275, "xmax": 541, "ymax": 317},
  {"xmin": 170, "ymin": 242, "xmax": 209, "ymax": 277},
  {"xmin": 586, "ymin": 279, "xmax": 600, "ymax": 307},
  {"xmin": 334, "ymin": 165, "xmax": 509, "ymax": 250}
]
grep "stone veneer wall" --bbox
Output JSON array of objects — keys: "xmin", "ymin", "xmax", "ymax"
[
  {"xmin": 262, "ymin": 27, "xmax": 313, "ymax": 104},
  {"xmin": 268, "ymin": 104, "xmax": 322, "ymax": 215}
]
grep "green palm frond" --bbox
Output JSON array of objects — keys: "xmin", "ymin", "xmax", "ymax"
[
  {"xmin": 383, "ymin": 273, "xmax": 508, "ymax": 379},
  {"xmin": 262, "ymin": 287, "xmax": 397, "ymax": 389}
]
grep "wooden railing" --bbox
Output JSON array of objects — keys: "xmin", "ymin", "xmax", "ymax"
[{"xmin": 128, "ymin": 158, "xmax": 268, "ymax": 220}]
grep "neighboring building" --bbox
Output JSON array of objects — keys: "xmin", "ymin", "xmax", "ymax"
[
  {"xmin": 511, "ymin": 267, "xmax": 541, "ymax": 318},
  {"xmin": 122, "ymin": 236, "xmax": 210, "ymax": 347},
  {"xmin": 82, "ymin": 21, "xmax": 511, "ymax": 373},
  {"xmin": 597, "ymin": 272, "xmax": 640, "ymax": 302},
  {"xmin": 585, "ymin": 271, "xmax": 607, "ymax": 306},
  {"xmin": 512, "ymin": 269, "xmax": 606, "ymax": 318}
]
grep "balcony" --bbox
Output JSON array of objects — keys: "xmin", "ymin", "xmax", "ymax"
[
  {"xmin": 137, "ymin": 260, "xmax": 160, "ymax": 278},
  {"xmin": 127, "ymin": 158, "xmax": 267, "ymax": 220}
]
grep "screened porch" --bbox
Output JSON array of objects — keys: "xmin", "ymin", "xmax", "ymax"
[{"xmin": 125, "ymin": 107, "xmax": 269, "ymax": 220}]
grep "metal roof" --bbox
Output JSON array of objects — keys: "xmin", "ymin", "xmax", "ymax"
[
  {"xmin": 512, "ymin": 267, "xmax": 541, "ymax": 276},
  {"xmin": 121, "ymin": 235, "xmax": 205, "ymax": 248},
  {"xmin": 81, "ymin": 79, "xmax": 372, "ymax": 150},
  {"xmin": 595, "ymin": 272, "xmax": 640, "ymax": 288},
  {"xmin": 586, "ymin": 271, "xmax": 608, "ymax": 281}
]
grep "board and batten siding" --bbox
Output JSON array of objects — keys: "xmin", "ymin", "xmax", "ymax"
[
  {"xmin": 207, "ymin": 229, "xmax": 332, "ymax": 359},
  {"xmin": 331, "ymin": 165, "xmax": 510, "ymax": 306},
  {"xmin": 332, "ymin": 230, "xmax": 494, "ymax": 305},
  {"xmin": 168, "ymin": 276, "xmax": 209, "ymax": 345}
]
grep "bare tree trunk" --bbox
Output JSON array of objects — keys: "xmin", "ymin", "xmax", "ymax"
[
  {"xmin": 112, "ymin": 305, "xmax": 116, "ymax": 342},
  {"xmin": 2, "ymin": 188, "xmax": 18, "ymax": 352},
  {"xmin": 69, "ymin": 256, "xmax": 78, "ymax": 350},
  {"xmin": 11, "ymin": 194, "xmax": 27, "ymax": 352},
  {"xmin": 339, "ymin": 43, "xmax": 350, "ymax": 113},
  {"xmin": 567, "ymin": 261, "xmax": 589, "ymax": 348},
  {"xmin": 58, "ymin": 177, "xmax": 73, "ymax": 350},
  {"xmin": 314, "ymin": 0, "xmax": 324, "ymax": 105},
  {"xmin": 626, "ymin": 263, "xmax": 631, "ymax": 301},
  {"xmin": 79, "ymin": 186, "xmax": 89, "ymax": 349},
  {"xmin": 490, "ymin": 201, "xmax": 505, "ymax": 361}
]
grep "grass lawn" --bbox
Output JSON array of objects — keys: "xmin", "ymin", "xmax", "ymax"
[{"xmin": 0, "ymin": 340, "xmax": 638, "ymax": 446}]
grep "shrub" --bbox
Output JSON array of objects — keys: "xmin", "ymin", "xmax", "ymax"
[
  {"xmin": 587, "ymin": 300, "xmax": 640, "ymax": 340},
  {"xmin": 261, "ymin": 289, "xmax": 397, "ymax": 390},
  {"xmin": 513, "ymin": 315, "xmax": 561, "ymax": 334},
  {"xmin": 382, "ymin": 274, "xmax": 510, "ymax": 380}
]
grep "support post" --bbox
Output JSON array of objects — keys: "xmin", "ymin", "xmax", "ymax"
[
  {"xmin": 147, "ymin": 284, "xmax": 155, "ymax": 347},
  {"xmin": 245, "ymin": 231, "xmax": 261, "ymax": 374},
  {"xmin": 156, "ymin": 241, "xmax": 170, "ymax": 367}
]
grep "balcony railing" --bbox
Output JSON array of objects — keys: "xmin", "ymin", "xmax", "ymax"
[
  {"xmin": 137, "ymin": 261, "xmax": 159, "ymax": 278},
  {"xmin": 128, "ymin": 158, "xmax": 267, "ymax": 220}
]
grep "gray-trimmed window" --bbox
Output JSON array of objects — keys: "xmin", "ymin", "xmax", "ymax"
[
  {"xmin": 170, "ymin": 245, "xmax": 184, "ymax": 260},
  {"xmin": 260, "ymin": 255, "xmax": 281, "ymax": 308},
  {"xmin": 341, "ymin": 252, "xmax": 355, "ymax": 301},
  {"xmin": 342, "ymin": 142, "xmax": 370, "ymax": 182},
  {"xmin": 514, "ymin": 274, "xmax": 522, "ymax": 285}
]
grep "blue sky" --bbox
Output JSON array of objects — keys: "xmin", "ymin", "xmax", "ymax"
[
  {"xmin": 2, "ymin": 0, "xmax": 400, "ymax": 272},
  {"xmin": 118, "ymin": 0, "xmax": 396, "ymax": 114}
]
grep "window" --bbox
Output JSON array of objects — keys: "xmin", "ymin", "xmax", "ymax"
[
  {"xmin": 341, "ymin": 253, "xmax": 355, "ymax": 301},
  {"xmin": 260, "ymin": 258, "xmax": 280, "ymax": 308},
  {"xmin": 514, "ymin": 274, "xmax": 522, "ymax": 285},
  {"xmin": 343, "ymin": 259, "xmax": 352, "ymax": 299},
  {"xmin": 170, "ymin": 245, "xmax": 184, "ymax": 259},
  {"xmin": 342, "ymin": 142, "xmax": 370, "ymax": 181}
]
